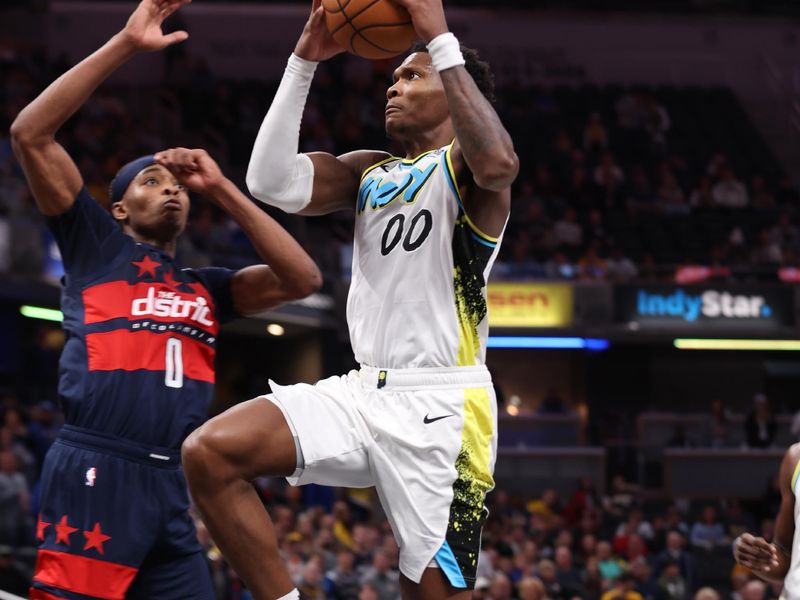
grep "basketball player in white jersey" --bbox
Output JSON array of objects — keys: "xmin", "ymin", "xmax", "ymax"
[
  {"xmin": 182, "ymin": 0, "xmax": 518, "ymax": 598},
  {"xmin": 733, "ymin": 444, "xmax": 799, "ymax": 598}
]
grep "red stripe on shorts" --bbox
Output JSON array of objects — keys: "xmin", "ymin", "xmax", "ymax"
[
  {"xmin": 33, "ymin": 549, "xmax": 138, "ymax": 600},
  {"xmin": 29, "ymin": 589, "xmax": 64, "ymax": 600}
]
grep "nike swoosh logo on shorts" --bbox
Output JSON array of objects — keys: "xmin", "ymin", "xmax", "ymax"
[{"xmin": 424, "ymin": 414, "xmax": 455, "ymax": 424}]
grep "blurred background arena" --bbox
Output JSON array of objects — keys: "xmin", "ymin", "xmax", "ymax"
[{"xmin": 2, "ymin": 0, "xmax": 800, "ymax": 598}]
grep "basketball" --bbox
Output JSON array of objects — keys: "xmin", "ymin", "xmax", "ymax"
[{"xmin": 321, "ymin": 0, "xmax": 418, "ymax": 60}]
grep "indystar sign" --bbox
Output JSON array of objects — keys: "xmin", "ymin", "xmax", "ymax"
[
  {"xmin": 616, "ymin": 285, "xmax": 793, "ymax": 328},
  {"xmin": 636, "ymin": 289, "xmax": 772, "ymax": 322}
]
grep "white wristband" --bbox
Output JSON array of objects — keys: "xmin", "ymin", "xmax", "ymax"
[
  {"xmin": 286, "ymin": 52, "xmax": 318, "ymax": 80},
  {"xmin": 426, "ymin": 32, "xmax": 465, "ymax": 73}
]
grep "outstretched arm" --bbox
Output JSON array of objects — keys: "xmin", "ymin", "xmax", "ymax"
[
  {"xmin": 10, "ymin": 0, "xmax": 190, "ymax": 216},
  {"xmin": 156, "ymin": 148, "xmax": 322, "ymax": 315},
  {"xmin": 733, "ymin": 445, "xmax": 798, "ymax": 583},
  {"xmin": 246, "ymin": 0, "xmax": 386, "ymax": 217}
]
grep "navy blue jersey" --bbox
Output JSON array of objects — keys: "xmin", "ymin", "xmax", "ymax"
[{"xmin": 46, "ymin": 188, "xmax": 238, "ymax": 449}]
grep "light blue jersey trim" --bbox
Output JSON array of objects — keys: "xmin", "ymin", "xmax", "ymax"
[{"xmin": 434, "ymin": 541, "xmax": 468, "ymax": 589}]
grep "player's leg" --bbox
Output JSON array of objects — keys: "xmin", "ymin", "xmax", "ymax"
[
  {"xmin": 182, "ymin": 397, "xmax": 297, "ymax": 599},
  {"xmin": 400, "ymin": 569, "xmax": 473, "ymax": 600}
]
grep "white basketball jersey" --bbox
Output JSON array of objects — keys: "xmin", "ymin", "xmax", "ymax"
[
  {"xmin": 347, "ymin": 142, "xmax": 505, "ymax": 369},
  {"xmin": 784, "ymin": 460, "xmax": 800, "ymax": 599}
]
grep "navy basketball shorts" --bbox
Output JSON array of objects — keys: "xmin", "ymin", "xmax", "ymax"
[{"xmin": 29, "ymin": 425, "xmax": 214, "ymax": 600}]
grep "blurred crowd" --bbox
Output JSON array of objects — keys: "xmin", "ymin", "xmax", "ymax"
[
  {"xmin": 1, "ymin": 35, "xmax": 799, "ymax": 286},
  {"xmin": 0, "ymin": 391, "xmax": 791, "ymax": 599}
]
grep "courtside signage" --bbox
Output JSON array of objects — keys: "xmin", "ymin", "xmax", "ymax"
[
  {"xmin": 615, "ymin": 285, "xmax": 793, "ymax": 328},
  {"xmin": 487, "ymin": 283, "xmax": 573, "ymax": 328}
]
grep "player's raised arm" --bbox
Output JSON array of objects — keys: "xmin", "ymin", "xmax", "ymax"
[
  {"xmin": 733, "ymin": 444, "xmax": 798, "ymax": 583},
  {"xmin": 156, "ymin": 148, "xmax": 322, "ymax": 315},
  {"xmin": 10, "ymin": 0, "xmax": 190, "ymax": 216},
  {"xmin": 394, "ymin": 0, "xmax": 519, "ymax": 194},
  {"xmin": 246, "ymin": 0, "xmax": 388, "ymax": 217}
]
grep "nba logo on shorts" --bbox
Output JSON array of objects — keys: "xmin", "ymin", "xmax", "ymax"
[{"xmin": 85, "ymin": 467, "xmax": 97, "ymax": 487}]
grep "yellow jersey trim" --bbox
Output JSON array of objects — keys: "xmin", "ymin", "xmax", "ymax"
[
  {"xmin": 360, "ymin": 156, "xmax": 398, "ymax": 182},
  {"xmin": 444, "ymin": 142, "xmax": 500, "ymax": 244}
]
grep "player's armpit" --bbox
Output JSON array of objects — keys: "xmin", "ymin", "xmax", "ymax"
[
  {"xmin": 448, "ymin": 141, "xmax": 510, "ymax": 240},
  {"xmin": 9, "ymin": 136, "xmax": 83, "ymax": 217},
  {"xmin": 298, "ymin": 150, "xmax": 390, "ymax": 216}
]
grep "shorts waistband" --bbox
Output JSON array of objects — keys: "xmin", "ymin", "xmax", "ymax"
[
  {"xmin": 359, "ymin": 365, "xmax": 492, "ymax": 390},
  {"xmin": 56, "ymin": 425, "xmax": 181, "ymax": 468}
]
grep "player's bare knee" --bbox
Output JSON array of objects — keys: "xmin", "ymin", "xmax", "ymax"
[{"xmin": 182, "ymin": 423, "xmax": 234, "ymax": 487}]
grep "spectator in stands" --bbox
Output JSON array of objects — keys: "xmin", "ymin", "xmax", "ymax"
[
  {"xmin": 518, "ymin": 576, "xmax": 546, "ymax": 600},
  {"xmin": 626, "ymin": 165, "xmax": 657, "ymax": 214},
  {"xmin": 488, "ymin": 572, "xmax": 513, "ymax": 600},
  {"xmin": 584, "ymin": 112, "xmax": 609, "ymax": 155},
  {"xmin": 536, "ymin": 558, "xmax": 564, "ymax": 599},
  {"xmin": 654, "ymin": 530, "xmax": 692, "ymax": 585},
  {"xmin": 750, "ymin": 175, "xmax": 776, "ymax": 210},
  {"xmin": 594, "ymin": 152, "xmax": 626, "ymax": 208},
  {"xmin": 643, "ymin": 95, "xmax": 671, "ymax": 150},
  {"xmin": 583, "ymin": 556, "xmax": 604, "ymax": 598},
  {"xmin": 656, "ymin": 560, "xmax": 686, "ymax": 600},
  {"xmin": 553, "ymin": 207, "xmax": 584, "ymax": 251},
  {"xmin": 597, "ymin": 540, "xmax": 624, "ymax": 582},
  {"xmin": 554, "ymin": 546, "xmax": 585, "ymax": 598},
  {"xmin": 745, "ymin": 393, "xmax": 777, "ymax": 448},
  {"xmin": 658, "ymin": 172, "xmax": 689, "ymax": 215},
  {"xmin": 0, "ymin": 546, "xmax": 30, "ymax": 598},
  {"xmin": 578, "ymin": 240, "xmax": 609, "ymax": 280},
  {"xmin": 607, "ymin": 246, "xmax": 639, "ymax": 282},
  {"xmin": 690, "ymin": 505, "xmax": 729, "ymax": 549},
  {"xmin": 539, "ymin": 388, "xmax": 569, "ymax": 414},
  {"xmin": 602, "ymin": 571, "xmax": 644, "ymax": 600},
  {"xmin": 769, "ymin": 212, "xmax": 800, "ymax": 256},
  {"xmin": 689, "ymin": 176, "xmax": 716, "ymax": 210},
  {"xmin": 357, "ymin": 581, "xmax": 380, "ymax": 600},
  {"xmin": 0, "ymin": 450, "xmax": 30, "ymax": 546},
  {"xmin": 358, "ymin": 548, "xmax": 399, "ymax": 598},
  {"xmin": 298, "ymin": 556, "xmax": 326, "ymax": 599},
  {"xmin": 740, "ymin": 579, "xmax": 767, "ymax": 600},
  {"xmin": 750, "ymin": 228, "xmax": 783, "ymax": 265},
  {"xmin": 570, "ymin": 165, "xmax": 598, "ymax": 212},
  {"xmin": 545, "ymin": 251, "xmax": 578, "ymax": 280},
  {"xmin": 708, "ymin": 398, "xmax": 732, "ymax": 448},
  {"xmin": 26, "ymin": 400, "xmax": 61, "ymax": 468},
  {"xmin": 324, "ymin": 549, "xmax": 360, "ymax": 599},
  {"xmin": 694, "ymin": 587, "xmax": 720, "ymax": 600},
  {"xmin": 630, "ymin": 556, "xmax": 658, "ymax": 600},
  {"xmin": 712, "ymin": 167, "xmax": 749, "ymax": 209}
]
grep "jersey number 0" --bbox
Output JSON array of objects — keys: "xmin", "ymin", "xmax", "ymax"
[
  {"xmin": 381, "ymin": 209, "xmax": 433, "ymax": 256},
  {"xmin": 165, "ymin": 337, "xmax": 184, "ymax": 388}
]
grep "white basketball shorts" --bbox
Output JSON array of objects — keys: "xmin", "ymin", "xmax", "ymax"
[{"xmin": 266, "ymin": 364, "xmax": 497, "ymax": 588}]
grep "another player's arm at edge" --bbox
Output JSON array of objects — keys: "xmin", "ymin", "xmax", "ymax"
[
  {"xmin": 9, "ymin": 0, "xmax": 191, "ymax": 217},
  {"xmin": 395, "ymin": 0, "xmax": 520, "ymax": 238},
  {"xmin": 733, "ymin": 443, "xmax": 799, "ymax": 583}
]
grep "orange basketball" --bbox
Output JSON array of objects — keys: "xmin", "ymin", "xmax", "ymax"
[{"xmin": 321, "ymin": 0, "xmax": 418, "ymax": 60}]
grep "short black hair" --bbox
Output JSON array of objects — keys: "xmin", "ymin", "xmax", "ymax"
[{"xmin": 410, "ymin": 42, "xmax": 496, "ymax": 105}]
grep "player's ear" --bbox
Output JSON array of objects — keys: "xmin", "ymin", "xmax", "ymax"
[{"xmin": 111, "ymin": 200, "xmax": 128, "ymax": 223}]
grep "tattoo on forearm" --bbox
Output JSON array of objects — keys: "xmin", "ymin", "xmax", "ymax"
[{"xmin": 440, "ymin": 67, "xmax": 511, "ymax": 161}]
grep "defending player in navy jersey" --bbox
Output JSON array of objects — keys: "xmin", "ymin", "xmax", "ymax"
[
  {"xmin": 10, "ymin": 1, "xmax": 321, "ymax": 598},
  {"xmin": 183, "ymin": 0, "xmax": 519, "ymax": 599}
]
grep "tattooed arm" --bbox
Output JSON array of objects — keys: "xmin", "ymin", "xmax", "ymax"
[{"xmin": 395, "ymin": 0, "xmax": 518, "ymax": 238}]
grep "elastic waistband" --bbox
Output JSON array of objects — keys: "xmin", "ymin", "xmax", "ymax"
[
  {"xmin": 359, "ymin": 364, "xmax": 492, "ymax": 391},
  {"xmin": 56, "ymin": 425, "xmax": 181, "ymax": 468}
]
